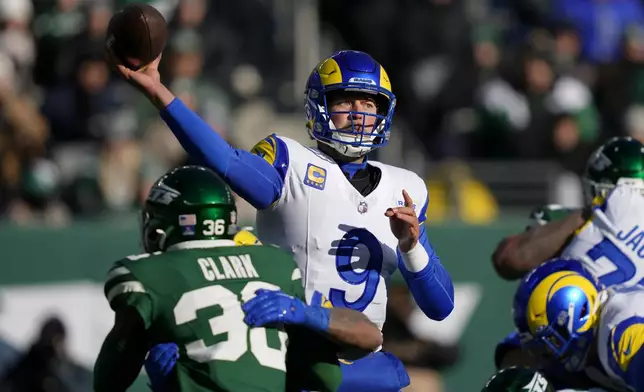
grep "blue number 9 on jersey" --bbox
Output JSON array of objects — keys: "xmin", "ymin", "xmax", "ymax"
[{"xmin": 329, "ymin": 228, "xmax": 383, "ymax": 312}]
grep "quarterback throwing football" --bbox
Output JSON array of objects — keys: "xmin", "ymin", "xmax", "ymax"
[{"xmin": 107, "ymin": 49, "xmax": 454, "ymax": 391}]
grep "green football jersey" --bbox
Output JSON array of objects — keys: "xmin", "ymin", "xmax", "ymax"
[{"xmin": 103, "ymin": 242, "xmax": 340, "ymax": 392}]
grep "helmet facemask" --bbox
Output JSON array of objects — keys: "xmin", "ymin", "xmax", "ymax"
[
  {"xmin": 525, "ymin": 307, "xmax": 597, "ymax": 372},
  {"xmin": 583, "ymin": 177, "xmax": 644, "ymax": 204},
  {"xmin": 306, "ymin": 86, "xmax": 395, "ymax": 159}
]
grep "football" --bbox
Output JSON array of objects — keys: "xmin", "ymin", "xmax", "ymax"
[{"xmin": 105, "ymin": 3, "xmax": 168, "ymax": 70}]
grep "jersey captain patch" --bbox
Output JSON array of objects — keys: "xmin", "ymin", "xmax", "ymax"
[{"xmin": 304, "ymin": 164, "xmax": 327, "ymax": 190}]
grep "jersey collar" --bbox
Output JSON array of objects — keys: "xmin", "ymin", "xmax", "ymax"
[{"xmin": 167, "ymin": 239, "xmax": 236, "ymax": 251}]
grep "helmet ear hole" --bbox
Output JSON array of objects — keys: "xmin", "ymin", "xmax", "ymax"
[
  {"xmin": 155, "ymin": 228, "xmax": 168, "ymax": 251},
  {"xmin": 142, "ymin": 217, "xmax": 168, "ymax": 253}
]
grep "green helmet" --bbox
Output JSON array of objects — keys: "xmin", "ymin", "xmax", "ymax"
[
  {"xmin": 140, "ymin": 165, "xmax": 238, "ymax": 252},
  {"xmin": 583, "ymin": 136, "xmax": 644, "ymax": 204},
  {"xmin": 481, "ymin": 367, "xmax": 554, "ymax": 392}
]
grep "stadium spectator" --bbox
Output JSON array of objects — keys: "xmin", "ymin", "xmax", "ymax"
[{"xmin": 0, "ymin": 316, "xmax": 91, "ymax": 392}]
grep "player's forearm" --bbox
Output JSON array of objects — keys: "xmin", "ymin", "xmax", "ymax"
[
  {"xmin": 492, "ymin": 208, "xmax": 587, "ymax": 280},
  {"xmin": 398, "ymin": 228, "xmax": 454, "ymax": 321},
  {"xmin": 159, "ymin": 98, "xmax": 282, "ymax": 209},
  {"xmin": 326, "ymin": 307, "xmax": 383, "ymax": 351},
  {"xmin": 147, "ymin": 82, "xmax": 176, "ymax": 109},
  {"xmin": 94, "ymin": 326, "xmax": 147, "ymax": 392}
]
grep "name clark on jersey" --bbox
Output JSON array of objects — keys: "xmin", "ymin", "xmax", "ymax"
[{"xmin": 197, "ymin": 255, "xmax": 260, "ymax": 281}]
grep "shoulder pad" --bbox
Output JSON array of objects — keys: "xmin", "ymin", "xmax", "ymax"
[
  {"xmin": 250, "ymin": 134, "xmax": 289, "ymax": 181},
  {"xmin": 124, "ymin": 252, "xmax": 162, "ymax": 262},
  {"xmin": 103, "ymin": 256, "xmax": 150, "ymax": 306},
  {"xmin": 251, "ymin": 134, "xmax": 279, "ymax": 164}
]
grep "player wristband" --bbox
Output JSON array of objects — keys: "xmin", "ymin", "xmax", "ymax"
[
  {"xmin": 303, "ymin": 305, "xmax": 331, "ymax": 332},
  {"xmin": 399, "ymin": 241, "xmax": 430, "ymax": 273}
]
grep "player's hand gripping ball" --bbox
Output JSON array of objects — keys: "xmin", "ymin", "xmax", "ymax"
[{"xmin": 105, "ymin": 3, "xmax": 168, "ymax": 71}]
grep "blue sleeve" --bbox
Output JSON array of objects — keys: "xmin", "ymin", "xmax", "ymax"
[
  {"xmin": 160, "ymin": 98, "xmax": 285, "ymax": 209},
  {"xmin": 494, "ymin": 331, "xmax": 522, "ymax": 369},
  {"xmin": 397, "ymin": 224, "xmax": 455, "ymax": 321},
  {"xmin": 417, "ymin": 195, "xmax": 429, "ymax": 225}
]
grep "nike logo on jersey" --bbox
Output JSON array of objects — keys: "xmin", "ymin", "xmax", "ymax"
[{"xmin": 624, "ymin": 336, "xmax": 633, "ymax": 356}]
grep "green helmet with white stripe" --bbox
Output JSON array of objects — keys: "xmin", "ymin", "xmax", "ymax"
[
  {"xmin": 141, "ymin": 165, "xmax": 238, "ymax": 252},
  {"xmin": 583, "ymin": 137, "xmax": 644, "ymax": 204}
]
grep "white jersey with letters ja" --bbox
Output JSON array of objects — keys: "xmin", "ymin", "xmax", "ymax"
[
  {"xmin": 250, "ymin": 134, "xmax": 429, "ymax": 330},
  {"xmin": 561, "ymin": 184, "xmax": 644, "ymax": 288}
]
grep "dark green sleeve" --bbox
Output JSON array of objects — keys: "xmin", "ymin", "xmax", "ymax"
[
  {"xmin": 104, "ymin": 260, "xmax": 154, "ymax": 328},
  {"xmin": 285, "ymin": 326, "xmax": 342, "ymax": 392},
  {"xmin": 94, "ymin": 307, "xmax": 148, "ymax": 392},
  {"xmin": 95, "ymin": 260, "xmax": 155, "ymax": 391}
]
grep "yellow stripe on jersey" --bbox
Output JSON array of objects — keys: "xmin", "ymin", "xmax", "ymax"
[
  {"xmin": 251, "ymin": 135, "xmax": 278, "ymax": 165},
  {"xmin": 611, "ymin": 322, "xmax": 644, "ymax": 372},
  {"xmin": 320, "ymin": 294, "xmax": 333, "ymax": 309},
  {"xmin": 574, "ymin": 219, "xmax": 592, "ymax": 236},
  {"xmin": 574, "ymin": 196, "xmax": 606, "ymax": 236}
]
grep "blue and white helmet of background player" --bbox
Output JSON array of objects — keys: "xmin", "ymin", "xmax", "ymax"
[
  {"xmin": 305, "ymin": 50, "xmax": 396, "ymax": 158},
  {"xmin": 513, "ymin": 258, "xmax": 605, "ymax": 372}
]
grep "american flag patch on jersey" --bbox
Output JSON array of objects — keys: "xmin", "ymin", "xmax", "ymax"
[{"xmin": 179, "ymin": 214, "xmax": 197, "ymax": 235}]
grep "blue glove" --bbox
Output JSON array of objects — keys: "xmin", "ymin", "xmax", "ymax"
[
  {"xmin": 242, "ymin": 289, "xmax": 330, "ymax": 332},
  {"xmin": 145, "ymin": 342, "xmax": 179, "ymax": 392}
]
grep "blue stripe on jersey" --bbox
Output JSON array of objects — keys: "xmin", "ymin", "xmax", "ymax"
[
  {"xmin": 272, "ymin": 135, "xmax": 290, "ymax": 182},
  {"xmin": 418, "ymin": 195, "xmax": 429, "ymax": 225}
]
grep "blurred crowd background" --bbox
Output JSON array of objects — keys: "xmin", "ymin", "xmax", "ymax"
[
  {"xmin": 1, "ymin": 0, "xmax": 642, "ymax": 391},
  {"xmin": 6, "ymin": 0, "xmax": 644, "ymax": 227}
]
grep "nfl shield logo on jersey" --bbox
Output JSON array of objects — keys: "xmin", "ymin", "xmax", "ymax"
[{"xmin": 358, "ymin": 201, "xmax": 368, "ymax": 214}]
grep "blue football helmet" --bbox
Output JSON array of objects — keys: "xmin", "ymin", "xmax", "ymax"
[
  {"xmin": 512, "ymin": 258, "xmax": 604, "ymax": 372},
  {"xmin": 305, "ymin": 50, "xmax": 396, "ymax": 158}
]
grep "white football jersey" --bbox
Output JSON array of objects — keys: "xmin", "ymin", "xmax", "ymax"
[
  {"xmin": 595, "ymin": 285, "xmax": 644, "ymax": 392},
  {"xmin": 253, "ymin": 135, "xmax": 429, "ymax": 330},
  {"xmin": 561, "ymin": 184, "xmax": 644, "ymax": 288}
]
